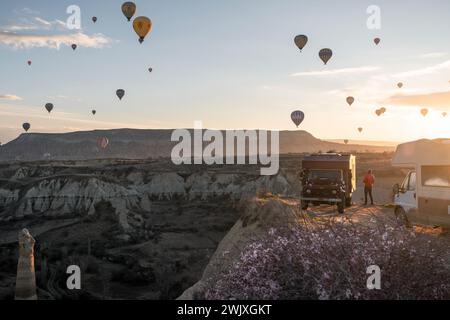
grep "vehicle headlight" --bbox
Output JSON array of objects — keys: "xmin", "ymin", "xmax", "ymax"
[
  {"xmin": 332, "ymin": 190, "xmax": 337, "ymax": 195},
  {"xmin": 306, "ymin": 189, "xmax": 312, "ymax": 194}
]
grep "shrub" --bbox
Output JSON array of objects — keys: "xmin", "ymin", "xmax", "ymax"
[{"xmin": 206, "ymin": 215, "xmax": 450, "ymax": 300}]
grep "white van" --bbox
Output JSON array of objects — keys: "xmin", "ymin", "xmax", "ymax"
[{"xmin": 392, "ymin": 139, "xmax": 450, "ymax": 227}]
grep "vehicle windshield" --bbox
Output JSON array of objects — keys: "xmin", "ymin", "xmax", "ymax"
[{"xmin": 307, "ymin": 169, "xmax": 342, "ymax": 181}]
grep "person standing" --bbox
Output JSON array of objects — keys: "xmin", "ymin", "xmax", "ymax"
[{"xmin": 363, "ymin": 170, "xmax": 375, "ymax": 205}]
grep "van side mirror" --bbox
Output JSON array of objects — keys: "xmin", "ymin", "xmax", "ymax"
[
  {"xmin": 393, "ymin": 183, "xmax": 400, "ymax": 195},
  {"xmin": 299, "ymin": 169, "xmax": 305, "ymax": 179}
]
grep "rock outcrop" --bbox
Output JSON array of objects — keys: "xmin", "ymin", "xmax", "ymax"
[
  {"xmin": 178, "ymin": 197, "xmax": 299, "ymax": 300},
  {"xmin": 0, "ymin": 161, "xmax": 294, "ymax": 238}
]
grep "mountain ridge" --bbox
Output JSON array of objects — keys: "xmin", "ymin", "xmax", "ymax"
[{"xmin": 0, "ymin": 129, "xmax": 394, "ymax": 162}]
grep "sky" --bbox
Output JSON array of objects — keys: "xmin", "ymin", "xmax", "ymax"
[{"xmin": 0, "ymin": 0, "xmax": 449, "ymax": 144}]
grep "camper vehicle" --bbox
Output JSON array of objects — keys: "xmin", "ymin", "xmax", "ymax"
[
  {"xmin": 392, "ymin": 139, "xmax": 450, "ymax": 228},
  {"xmin": 300, "ymin": 154, "xmax": 356, "ymax": 214}
]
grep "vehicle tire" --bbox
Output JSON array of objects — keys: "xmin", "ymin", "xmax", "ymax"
[
  {"xmin": 301, "ymin": 200, "xmax": 309, "ymax": 211},
  {"xmin": 345, "ymin": 196, "xmax": 352, "ymax": 207},
  {"xmin": 394, "ymin": 206, "xmax": 411, "ymax": 228},
  {"xmin": 337, "ymin": 196, "xmax": 345, "ymax": 214}
]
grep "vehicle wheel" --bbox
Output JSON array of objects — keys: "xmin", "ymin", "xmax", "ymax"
[
  {"xmin": 394, "ymin": 206, "xmax": 411, "ymax": 228},
  {"xmin": 301, "ymin": 201, "xmax": 309, "ymax": 211}
]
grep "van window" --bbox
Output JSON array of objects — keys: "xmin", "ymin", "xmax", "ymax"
[
  {"xmin": 421, "ymin": 166, "xmax": 450, "ymax": 187},
  {"xmin": 408, "ymin": 171, "xmax": 417, "ymax": 191}
]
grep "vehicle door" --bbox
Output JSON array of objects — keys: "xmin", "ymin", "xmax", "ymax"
[{"xmin": 395, "ymin": 171, "xmax": 420, "ymax": 221}]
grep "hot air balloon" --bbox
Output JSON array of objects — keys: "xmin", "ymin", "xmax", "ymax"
[
  {"xmin": 319, "ymin": 48, "xmax": 333, "ymax": 65},
  {"xmin": 291, "ymin": 110, "xmax": 305, "ymax": 128},
  {"xmin": 92, "ymin": 110, "xmax": 96, "ymax": 115},
  {"xmin": 133, "ymin": 16, "xmax": 152, "ymax": 44},
  {"xmin": 358, "ymin": 127, "xmax": 363, "ymax": 133},
  {"xmin": 344, "ymin": 139, "xmax": 349, "ymax": 145},
  {"xmin": 148, "ymin": 67, "xmax": 153, "ymax": 73},
  {"xmin": 23, "ymin": 123, "xmax": 31, "ymax": 132},
  {"xmin": 380, "ymin": 107, "xmax": 387, "ymax": 114},
  {"xmin": 45, "ymin": 103, "xmax": 54, "ymax": 113},
  {"xmin": 374, "ymin": 38, "xmax": 381, "ymax": 45},
  {"xmin": 346, "ymin": 97, "xmax": 355, "ymax": 106},
  {"xmin": 97, "ymin": 137, "xmax": 109, "ymax": 150},
  {"xmin": 121, "ymin": 2, "xmax": 136, "ymax": 21},
  {"xmin": 71, "ymin": 44, "xmax": 77, "ymax": 51},
  {"xmin": 443, "ymin": 112, "xmax": 448, "ymax": 117},
  {"xmin": 294, "ymin": 35, "xmax": 308, "ymax": 52},
  {"xmin": 420, "ymin": 108, "xmax": 429, "ymax": 117},
  {"xmin": 375, "ymin": 109, "xmax": 382, "ymax": 117},
  {"xmin": 397, "ymin": 82, "xmax": 403, "ymax": 89},
  {"xmin": 92, "ymin": 17, "xmax": 97, "ymax": 23},
  {"xmin": 27, "ymin": 60, "xmax": 32, "ymax": 66},
  {"xmin": 116, "ymin": 89, "xmax": 125, "ymax": 100}
]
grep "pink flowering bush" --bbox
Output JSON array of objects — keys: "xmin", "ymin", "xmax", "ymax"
[{"xmin": 205, "ymin": 214, "xmax": 450, "ymax": 300}]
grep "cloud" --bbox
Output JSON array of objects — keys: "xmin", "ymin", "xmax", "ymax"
[
  {"xmin": 418, "ymin": 52, "xmax": 447, "ymax": 59},
  {"xmin": 384, "ymin": 91, "xmax": 450, "ymax": 111},
  {"xmin": 3, "ymin": 16, "xmax": 67, "ymax": 32},
  {"xmin": 0, "ymin": 94, "xmax": 23, "ymax": 101},
  {"xmin": 34, "ymin": 17, "xmax": 52, "ymax": 27},
  {"xmin": 392, "ymin": 60, "xmax": 450, "ymax": 78},
  {"xmin": 290, "ymin": 66, "xmax": 380, "ymax": 77},
  {"xmin": 0, "ymin": 31, "xmax": 113, "ymax": 49}
]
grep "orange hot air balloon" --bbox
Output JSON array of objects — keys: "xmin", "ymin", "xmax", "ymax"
[
  {"xmin": 346, "ymin": 96, "xmax": 355, "ymax": 106},
  {"xmin": 133, "ymin": 17, "xmax": 152, "ymax": 44},
  {"xmin": 121, "ymin": 2, "xmax": 136, "ymax": 21},
  {"xmin": 420, "ymin": 108, "xmax": 429, "ymax": 117},
  {"xmin": 374, "ymin": 38, "xmax": 381, "ymax": 45},
  {"xmin": 380, "ymin": 107, "xmax": 387, "ymax": 114},
  {"xmin": 375, "ymin": 109, "xmax": 382, "ymax": 116},
  {"xmin": 397, "ymin": 82, "xmax": 403, "ymax": 89},
  {"xmin": 358, "ymin": 127, "xmax": 363, "ymax": 133}
]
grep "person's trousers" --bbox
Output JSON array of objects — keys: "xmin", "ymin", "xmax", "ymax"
[{"xmin": 364, "ymin": 186, "xmax": 374, "ymax": 205}]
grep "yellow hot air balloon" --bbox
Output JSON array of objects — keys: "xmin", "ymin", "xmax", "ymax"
[
  {"xmin": 133, "ymin": 16, "xmax": 152, "ymax": 44},
  {"xmin": 122, "ymin": 2, "xmax": 136, "ymax": 21}
]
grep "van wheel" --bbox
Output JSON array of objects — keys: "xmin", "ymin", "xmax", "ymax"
[{"xmin": 394, "ymin": 206, "xmax": 411, "ymax": 228}]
